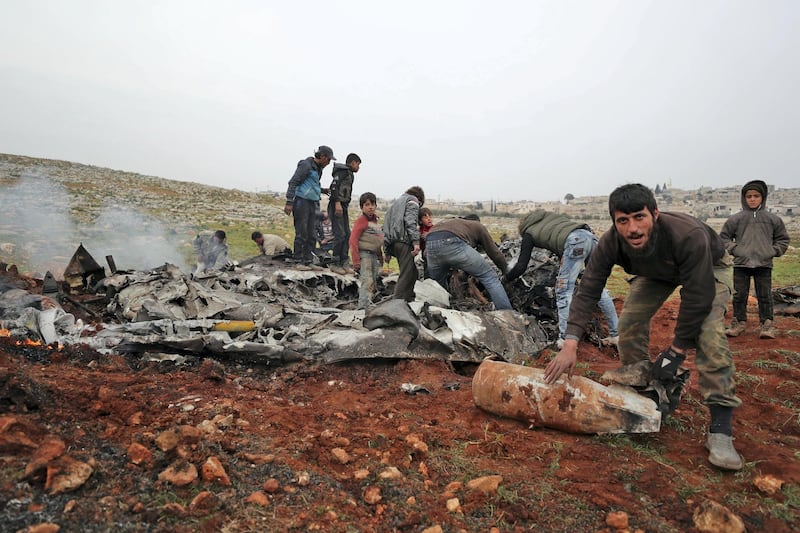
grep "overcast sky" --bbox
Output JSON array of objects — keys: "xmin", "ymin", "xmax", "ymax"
[{"xmin": 1, "ymin": 1, "xmax": 798, "ymax": 202}]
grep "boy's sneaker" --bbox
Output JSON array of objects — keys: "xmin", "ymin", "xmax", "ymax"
[
  {"xmin": 555, "ymin": 338, "xmax": 565, "ymax": 349},
  {"xmin": 725, "ymin": 319, "xmax": 746, "ymax": 337},
  {"xmin": 759, "ymin": 319, "xmax": 777, "ymax": 339},
  {"xmin": 705, "ymin": 433, "xmax": 743, "ymax": 471}
]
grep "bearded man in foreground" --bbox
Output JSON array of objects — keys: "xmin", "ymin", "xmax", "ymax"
[{"xmin": 543, "ymin": 183, "xmax": 743, "ymax": 471}]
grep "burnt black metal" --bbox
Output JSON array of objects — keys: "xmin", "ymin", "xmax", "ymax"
[
  {"xmin": 42, "ymin": 271, "xmax": 59, "ymax": 296},
  {"xmin": 64, "ymin": 243, "xmax": 105, "ymax": 291}
]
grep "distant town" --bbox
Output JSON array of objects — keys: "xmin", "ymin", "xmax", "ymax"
[
  {"xmin": 425, "ymin": 183, "xmax": 797, "ymax": 218},
  {"xmin": 260, "ymin": 182, "xmax": 800, "ymax": 232}
]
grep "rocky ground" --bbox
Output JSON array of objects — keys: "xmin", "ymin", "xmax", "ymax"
[{"xmin": 1, "ymin": 295, "xmax": 799, "ymax": 532}]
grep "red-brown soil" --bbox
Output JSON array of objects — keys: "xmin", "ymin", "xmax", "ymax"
[{"xmin": 1, "ymin": 300, "xmax": 798, "ymax": 532}]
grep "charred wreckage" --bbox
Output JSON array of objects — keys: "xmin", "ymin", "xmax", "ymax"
[
  {"xmin": 1, "ymin": 241, "xmax": 569, "ymax": 366},
  {"xmin": 4, "ymin": 241, "xmax": 797, "ymax": 434}
]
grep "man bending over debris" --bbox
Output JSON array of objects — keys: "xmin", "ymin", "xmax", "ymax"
[
  {"xmin": 425, "ymin": 215, "xmax": 512, "ymax": 310},
  {"xmin": 504, "ymin": 210, "xmax": 619, "ymax": 348},
  {"xmin": 543, "ymin": 184, "xmax": 743, "ymax": 471},
  {"xmin": 383, "ymin": 186, "xmax": 425, "ymax": 301},
  {"xmin": 193, "ymin": 230, "xmax": 229, "ymax": 273},
  {"xmin": 251, "ymin": 231, "xmax": 291, "ymax": 256}
]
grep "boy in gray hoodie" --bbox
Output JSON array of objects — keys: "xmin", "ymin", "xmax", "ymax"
[{"xmin": 720, "ymin": 180, "xmax": 790, "ymax": 339}]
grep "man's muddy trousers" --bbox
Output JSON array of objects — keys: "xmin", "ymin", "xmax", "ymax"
[{"xmin": 617, "ymin": 261, "xmax": 741, "ymax": 409}]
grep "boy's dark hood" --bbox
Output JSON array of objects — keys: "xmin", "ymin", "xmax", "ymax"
[{"xmin": 740, "ymin": 179, "xmax": 768, "ymax": 209}]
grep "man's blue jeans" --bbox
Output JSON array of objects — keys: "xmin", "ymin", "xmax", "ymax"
[
  {"xmin": 557, "ymin": 229, "xmax": 619, "ymax": 339},
  {"xmin": 426, "ymin": 236, "xmax": 512, "ymax": 310}
]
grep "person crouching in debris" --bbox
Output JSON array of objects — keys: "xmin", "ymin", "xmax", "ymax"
[
  {"xmin": 425, "ymin": 215, "xmax": 512, "ymax": 310},
  {"xmin": 383, "ymin": 186, "xmax": 425, "ymax": 301},
  {"xmin": 316, "ymin": 211, "xmax": 335, "ymax": 258},
  {"xmin": 544, "ymin": 183, "xmax": 743, "ymax": 471},
  {"xmin": 504, "ymin": 209, "xmax": 619, "ymax": 348},
  {"xmin": 251, "ymin": 231, "xmax": 291, "ymax": 256},
  {"xmin": 193, "ymin": 230, "xmax": 229, "ymax": 273},
  {"xmin": 284, "ymin": 145, "xmax": 335, "ymax": 266},
  {"xmin": 720, "ymin": 179, "xmax": 789, "ymax": 339},
  {"xmin": 349, "ymin": 192, "xmax": 385, "ymax": 309}
]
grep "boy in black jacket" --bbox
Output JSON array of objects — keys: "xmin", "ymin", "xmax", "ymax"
[{"xmin": 327, "ymin": 153, "xmax": 361, "ymax": 271}]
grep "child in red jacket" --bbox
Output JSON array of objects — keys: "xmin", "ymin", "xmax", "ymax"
[{"xmin": 349, "ymin": 192, "xmax": 385, "ymax": 309}]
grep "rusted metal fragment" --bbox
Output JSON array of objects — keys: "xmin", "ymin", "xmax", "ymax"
[{"xmin": 472, "ymin": 359, "xmax": 661, "ymax": 434}]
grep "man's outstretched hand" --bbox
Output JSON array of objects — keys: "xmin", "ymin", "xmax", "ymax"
[{"xmin": 543, "ymin": 339, "xmax": 579, "ymax": 384}]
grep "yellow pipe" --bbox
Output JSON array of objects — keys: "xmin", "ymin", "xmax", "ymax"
[{"xmin": 211, "ymin": 321, "xmax": 257, "ymax": 332}]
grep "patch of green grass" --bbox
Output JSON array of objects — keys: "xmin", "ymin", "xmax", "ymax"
[
  {"xmin": 723, "ymin": 490, "xmax": 752, "ymax": 509},
  {"xmin": 775, "ymin": 349, "xmax": 800, "ymax": 364},
  {"xmin": 787, "ymin": 483, "xmax": 800, "ymax": 509},
  {"xmin": 773, "ymin": 245, "xmax": 800, "ymax": 287},
  {"xmin": 762, "ymin": 483, "xmax": 800, "ymax": 523},
  {"xmin": 752, "ymin": 359, "xmax": 791, "ymax": 370},
  {"xmin": 548, "ymin": 441, "xmax": 563, "ymax": 473},
  {"xmin": 613, "ymin": 465, "xmax": 645, "ymax": 483},
  {"xmin": 595, "ymin": 434, "xmax": 674, "ymax": 465},
  {"xmin": 427, "ymin": 441, "xmax": 475, "ymax": 479},
  {"xmin": 678, "ymin": 484, "xmax": 707, "ymax": 501},
  {"xmin": 733, "ymin": 459, "xmax": 760, "ymax": 481},
  {"xmin": 604, "ymin": 265, "xmax": 631, "ymax": 299},
  {"xmin": 662, "ymin": 413, "xmax": 693, "ymax": 433},
  {"xmin": 735, "ymin": 371, "xmax": 765, "ymax": 387},
  {"xmin": 481, "ymin": 422, "xmax": 505, "ymax": 446},
  {"xmin": 496, "ymin": 484, "xmax": 521, "ymax": 504},
  {"xmin": 583, "ymin": 369, "xmax": 602, "ymax": 380}
]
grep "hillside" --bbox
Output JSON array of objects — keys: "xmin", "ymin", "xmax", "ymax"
[
  {"xmin": 0, "ymin": 153, "xmax": 289, "ymax": 273},
  {"xmin": 2, "ymin": 153, "xmax": 798, "ymax": 278}
]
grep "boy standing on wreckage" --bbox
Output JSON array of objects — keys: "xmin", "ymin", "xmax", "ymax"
[
  {"xmin": 327, "ymin": 153, "xmax": 362, "ymax": 272},
  {"xmin": 543, "ymin": 184, "xmax": 743, "ymax": 471}
]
